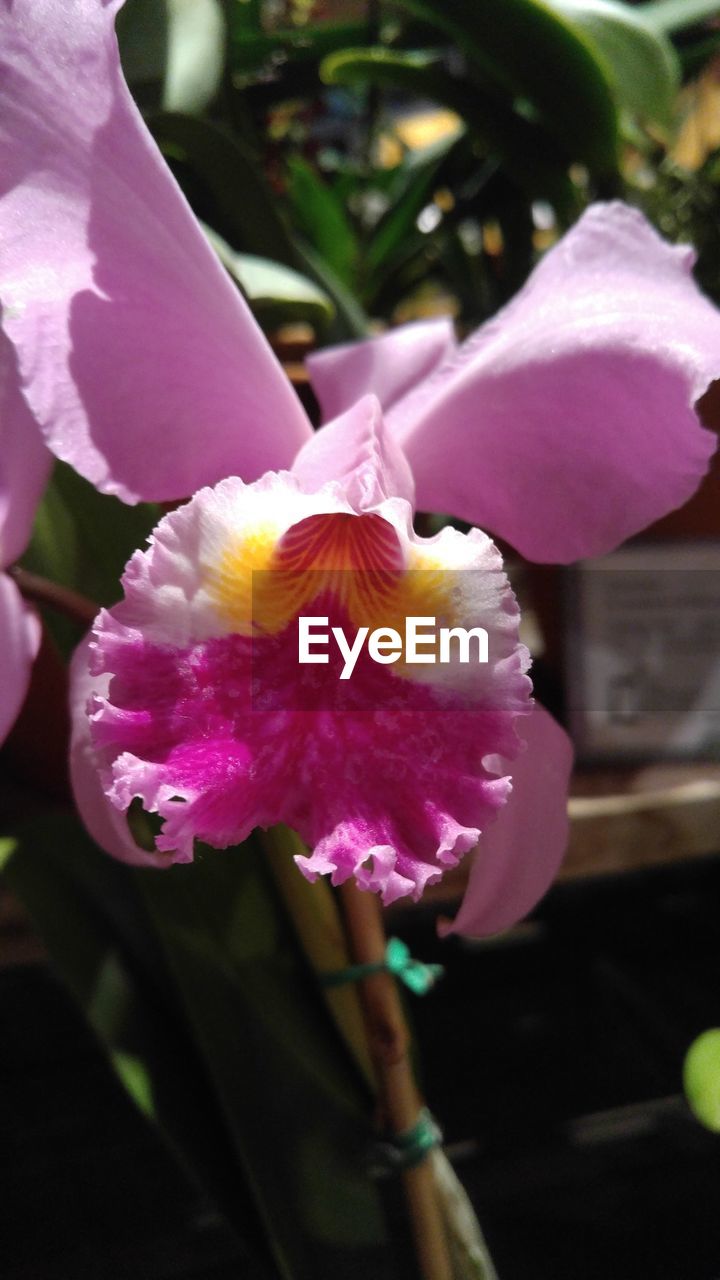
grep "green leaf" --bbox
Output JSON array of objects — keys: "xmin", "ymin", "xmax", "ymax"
[
  {"xmin": 151, "ymin": 113, "xmax": 298, "ymax": 266},
  {"xmin": 292, "ymin": 239, "xmax": 371, "ymax": 341},
  {"xmin": 112, "ymin": 1050, "xmax": 156, "ymax": 1120},
  {"xmin": 684, "ymin": 1028, "xmax": 720, "ymax": 1133},
  {"xmin": 3, "ymin": 814, "xmax": 279, "ymax": 1269},
  {"xmin": 4, "ymin": 816, "xmax": 132, "ymax": 1005},
  {"xmin": 157, "ymin": 110, "xmax": 368, "ymax": 342},
  {"xmin": 203, "ymin": 228, "xmax": 336, "ymax": 332},
  {"xmin": 5, "ymin": 814, "xmax": 395, "ymax": 1277},
  {"xmin": 363, "ymin": 132, "xmax": 462, "ymax": 282},
  {"xmin": 137, "ymin": 840, "xmax": 394, "ymax": 1275},
  {"xmin": 322, "ymin": 47, "xmax": 575, "ymax": 209},
  {"xmin": 117, "ymin": 0, "xmax": 226, "ymax": 114},
  {"xmin": 116, "ymin": 0, "xmax": 167, "ymax": 110},
  {"xmin": 393, "ymin": 0, "xmax": 620, "ymax": 174},
  {"xmin": 640, "ymin": 0, "xmax": 720, "ymax": 36},
  {"xmin": 164, "ymin": 0, "xmax": 226, "ymax": 114},
  {"xmin": 547, "ymin": 0, "xmax": 680, "ymax": 126},
  {"xmin": 432, "ymin": 1150, "xmax": 499, "ymax": 1279},
  {"xmin": 286, "ymin": 156, "xmax": 358, "ymax": 288},
  {"xmin": 229, "ymin": 18, "xmax": 371, "ymax": 74},
  {"xmin": 0, "ymin": 837, "xmax": 17, "ymax": 872}
]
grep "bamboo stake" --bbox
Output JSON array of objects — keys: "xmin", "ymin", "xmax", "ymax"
[
  {"xmin": 261, "ymin": 826, "xmax": 376, "ymax": 1088},
  {"xmin": 339, "ymin": 881, "xmax": 453, "ymax": 1280}
]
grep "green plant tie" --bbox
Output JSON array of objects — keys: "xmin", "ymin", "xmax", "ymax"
[
  {"xmin": 321, "ymin": 936, "xmax": 444, "ymax": 996},
  {"xmin": 370, "ymin": 1108, "xmax": 443, "ymax": 1174}
]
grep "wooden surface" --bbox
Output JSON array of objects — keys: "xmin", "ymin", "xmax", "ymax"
[
  {"xmin": 564, "ymin": 762, "xmax": 720, "ymax": 880},
  {"xmin": 418, "ymin": 762, "xmax": 720, "ymax": 909}
]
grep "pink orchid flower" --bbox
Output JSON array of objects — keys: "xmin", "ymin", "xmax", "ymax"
[{"xmin": 2, "ymin": 0, "xmax": 720, "ymax": 934}]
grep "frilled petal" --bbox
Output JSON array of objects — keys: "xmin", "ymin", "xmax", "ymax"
[
  {"xmin": 0, "ymin": 573, "xmax": 41, "ymax": 745},
  {"xmin": 0, "ymin": 0, "xmax": 311, "ymax": 505},
  {"xmin": 69, "ymin": 637, "xmax": 170, "ymax": 867},
  {"xmin": 307, "ymin": 318, "xmax": 456, "ymax": 421},
  {"xmin": 292, "ymin": 394, "xmax": 415, "ymax": 508},
  {"xmin": 84, "ymin": 407, "xmax": 531, "ymax": 902},
  {"xmin": 387, "ymin": 203, "xmax": 720, "ymax": 563},
  {"xmin": 0, "ymin": 334, "xmax": 51, "ymax": 567},
  {"xmin": 440, "ymin": 704, "xmax": 573, "ymax": 938}
]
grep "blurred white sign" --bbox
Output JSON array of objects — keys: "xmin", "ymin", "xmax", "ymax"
[{"xmin": 567, "ymin": 543, "xmax": 720, "ymax": 760}]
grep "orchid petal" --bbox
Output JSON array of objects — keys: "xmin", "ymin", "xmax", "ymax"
[
  {"xmin": 440, "ymin": 704, "xmax": 573, "ymax": 938},
  {"xmin": 307, "ymin": 318, "xmax": 456, "ymax": 421},
  {"xmin": 69, "ymin": 637, "xmax": 171, "ymax": 867},
  {"xmin": 0, "ymin": 334, "xmax": 51, "ymax": 567},
  {"xmin": 0, "ymin": 573, "xmax": 41, "ymax": 745},
  {"xmin": 292, "ymin": 394, "xmax": 415, "ymax": 508},
  {"xmin": 387, "ymin": 204, "xmax": 720, "ymax": 563},
  {"xmin": 0, "ymin": 0, "xmax": 311, "ymax": 505}
]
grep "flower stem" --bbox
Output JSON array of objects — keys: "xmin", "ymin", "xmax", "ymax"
[
  {"xmin": 10, "ymin": 566, "xmax": 98, "ymax": 627},
  {"xmin": 338, "ymin": 881, "xmax": 453, "ymax": 1280}
]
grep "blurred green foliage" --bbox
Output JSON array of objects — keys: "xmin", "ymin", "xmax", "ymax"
[{"xmin": 114, "ymin": 0, "xmax": 720, "ymax": 335}]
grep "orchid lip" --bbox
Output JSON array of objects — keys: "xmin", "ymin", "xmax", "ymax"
[{"xmin": 78, "ymin": 444, "xmax": 531, "ymax": 904}]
